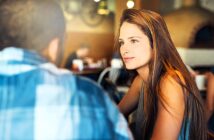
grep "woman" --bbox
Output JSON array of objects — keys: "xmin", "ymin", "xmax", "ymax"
[{"xmin": 117, "ymin": 9, "xmax": 207, "ymax": 140}]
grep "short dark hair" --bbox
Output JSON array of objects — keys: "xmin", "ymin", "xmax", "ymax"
[{"xmin": 0, "ymin": 0, "xmax": 65, "ymax": 51}]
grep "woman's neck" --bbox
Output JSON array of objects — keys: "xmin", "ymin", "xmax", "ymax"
[{"xmin": 137, "ymin": 65, "xmax": 150, "ymax": 83}]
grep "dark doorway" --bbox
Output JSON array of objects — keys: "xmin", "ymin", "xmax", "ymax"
[{"xmin": 191, "ymin": 25, "xmax": 214, "ymax": 48}]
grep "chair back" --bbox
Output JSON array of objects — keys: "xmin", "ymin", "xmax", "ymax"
[{"xmin": 97, "ymin": 67, "xmax": 121, "ymax": 85}]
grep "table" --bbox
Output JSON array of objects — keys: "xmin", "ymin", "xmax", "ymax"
[{"xmin": 72, "ymin": 68, "xmax": 104, "ymax": 81}]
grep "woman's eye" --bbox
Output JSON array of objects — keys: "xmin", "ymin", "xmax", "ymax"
[
  {"xmin": 131, "ymin": 39, "xmax": 138, "ymax": 44},
  {"xmin": 118, "ymin": 41, "xmax": 124, "ymax": 47}
]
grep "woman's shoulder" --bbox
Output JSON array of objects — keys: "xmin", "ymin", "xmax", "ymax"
[
  {"xmin": 159, "ymin": 70, "xmax": 185, "ymax": 106},
  {"xmin": 158, "ymin": 71, "xmax": 186, "ymax": 118},
  {"xmin": 161, "ymin": 70, "xmax": 185, "ymax": 87}
]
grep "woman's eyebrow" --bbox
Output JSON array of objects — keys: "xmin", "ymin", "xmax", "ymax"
[
  {"xmin": 118, "ymin": 38, "xmax": 123, "ymax": 41},
  {"xmin": 128, "ymin": 36, "xmax": 141, "ymax": 39}
]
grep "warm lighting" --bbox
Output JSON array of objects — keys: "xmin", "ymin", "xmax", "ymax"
[
  {"xmin": 127, "ymin": 0, "xmax": 135, "ymax": 9},
  {"xmin": 98, "ymin": 0, "xmax": 109, "ymax": 15}
]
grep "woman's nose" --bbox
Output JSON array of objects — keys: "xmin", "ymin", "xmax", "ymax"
[
  {"xmin": 121, "ymin": 48, "xmax": 129, "ymax": 56},
  {"xmin": 123, "ymin": 51, "xmax": 128, "ymax": 56},
  {"xmin": 121, "ymin": 43, "xmax": 130, "ymax": 54}
]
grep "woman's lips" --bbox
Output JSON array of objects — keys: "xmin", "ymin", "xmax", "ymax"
[{"xmin": 123, "ymin": 57, "xmax": 134, "ymax": 63}]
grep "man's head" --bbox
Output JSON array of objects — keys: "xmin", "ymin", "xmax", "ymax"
[
  {"xmin": 0, "ymin": 0, "xmax": 65, "ymax": 64},
  {"xmin": 76, "ymin": 45, "xmax": 90, "ymax": 59}
]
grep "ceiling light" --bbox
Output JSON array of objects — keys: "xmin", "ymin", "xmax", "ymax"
[
  {"xmin": 127, "ymin": 0, "xmax": 135, "ymax": 9},
  {"xmin": 98, "ymin": 0, "xmax": 110, "ymax": 15},
  {"xmin": 94, "ymin": 0, "xmax": 100, "ymax": 2}
]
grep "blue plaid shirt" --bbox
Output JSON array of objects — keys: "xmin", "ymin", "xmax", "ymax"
[{"xmin": 0, "ymin": 47, "xmax": 133, "ymax": 140}]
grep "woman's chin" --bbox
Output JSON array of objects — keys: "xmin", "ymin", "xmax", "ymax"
[{"xmin": 125, "ymin": 66, "xmax": 135, "ymax": 70}]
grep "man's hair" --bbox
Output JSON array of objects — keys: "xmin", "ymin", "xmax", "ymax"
[{"xmin": 0, "ymin": 0, "xmax": 65, "ymax": 52}]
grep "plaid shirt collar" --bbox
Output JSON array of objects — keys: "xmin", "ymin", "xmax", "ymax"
[
  {"xmin": 0, "ymin": 47, "xmax": 48, "ymax": 66},
  {"xmin": 0, "ymin": 47, "xmax": 56, "ymax": 75}
]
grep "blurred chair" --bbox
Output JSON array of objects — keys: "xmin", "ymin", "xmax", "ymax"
[
  {"xmin": 97, "ymin": 67, "xmax": 122, "ymax": 103},
  {"xmin": 97, "ymin": 58, "xmax": 131, "ymax": 103},
  {"xmin": 98, "ymin": 58, "xmax": 123, "ymax": 85},
  {"xmin": 97, "ymin": 67, "xmax": 120, "ymax": 85}
]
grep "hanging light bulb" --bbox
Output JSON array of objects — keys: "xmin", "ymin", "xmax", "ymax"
[
  {"xmin": 98, "ymin": 0, "xmax": 109, "ymax": 15},
  {"xmin": 94, "ymin": 0, "xmax": 100, "ymax": 2},
  {"xmin": 127, "ymin": 0, "xmax": 135, "ymax": 9}
]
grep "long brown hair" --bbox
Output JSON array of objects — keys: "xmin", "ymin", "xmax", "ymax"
[{"xmin": 116, "ymin": 9, "xmax": 207, "ymax": 140}]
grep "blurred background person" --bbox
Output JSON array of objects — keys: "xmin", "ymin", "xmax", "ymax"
[
  {"xmin": 65, "ymin": 44, "xmax": 94, "ymax": 70},
  {"xmin": 206, "ymin": 72, "xmax": 214, "ymax": 138},
  {"xmin": 184, "ymin": 65, "xmax": 214, "ymax": 138}
]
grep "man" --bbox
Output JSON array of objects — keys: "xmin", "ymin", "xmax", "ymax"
[
  {"xmin": 65, "ymin": 44, "xmax": 92, "ymax": 70},
  {"xmin": 0, "ymin": 0, "xmax": 132, "ymax": 139}
]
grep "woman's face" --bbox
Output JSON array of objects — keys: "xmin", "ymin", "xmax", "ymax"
[{"xmin": 119, "ymin": 22, "xmax": 152, "ymax": 70}]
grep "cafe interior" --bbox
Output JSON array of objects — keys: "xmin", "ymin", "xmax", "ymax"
[
  {"xmin": 1, "ymin": 0, "xmax": 214, "ymax": 139},
  {"xmin": 60, "ymin": 0, "xmax": 214, "ymax": 137},
  {"xmin": 60, "ymin": 0, "xmax": 214, "ymax": 90}
]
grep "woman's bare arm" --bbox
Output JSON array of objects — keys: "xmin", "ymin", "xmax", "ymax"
[
  {"xmin": 151, "ymin": 75, "xmax": 185, "ymax": 140},
  {"xmin": 118, "ymin": 75, "xmax": 142, "ymax": 117}
]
